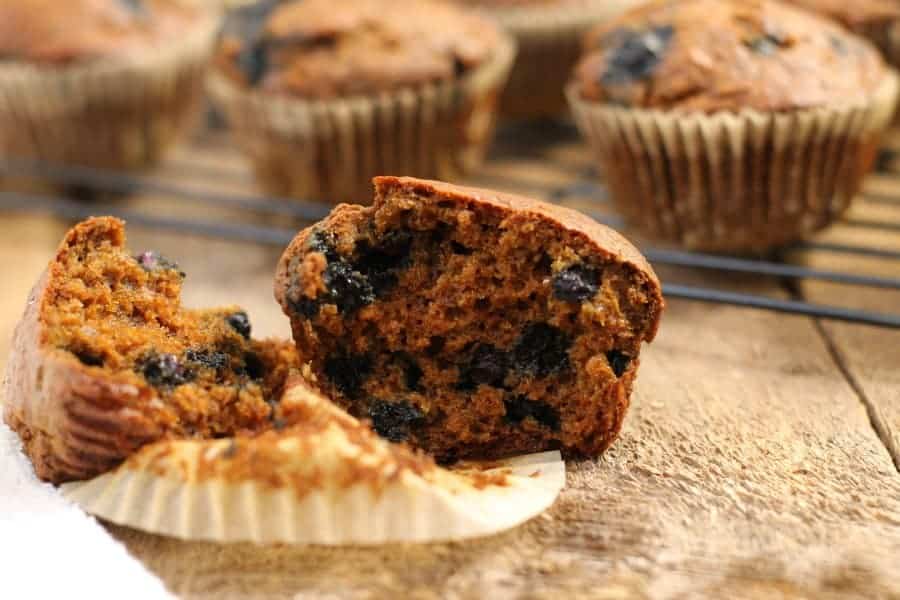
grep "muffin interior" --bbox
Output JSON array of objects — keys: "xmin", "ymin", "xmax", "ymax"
[
  {"xmin": 43, "ymin": 220, "xmax": 295, "ymax": 439},
  {"xmin": 281, "ymin": 184, "xmax": 661, "ymax": 460}
]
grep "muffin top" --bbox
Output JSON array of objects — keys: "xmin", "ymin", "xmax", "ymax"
[
  {"xmin": 782, "ymin": 0, "xmax": 900, "ymax": 32},
  {"xmin": 0, "ymin": 0, "xmax": 207, "ymax": 65},
  {"xmin": 214, "ymin": 0, "xmax": 504, "ymax": 98},
  {"xmin": 573, "ymin": 0, "xmax": 888, "ymax": 112}
]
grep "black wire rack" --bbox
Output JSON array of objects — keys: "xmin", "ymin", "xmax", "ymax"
[{"xmin": 1, "ymin": 120, "xmax": 898, "ymax": 330}]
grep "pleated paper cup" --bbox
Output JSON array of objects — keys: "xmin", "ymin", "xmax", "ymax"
[
  {"xmin": 207, "ymin": 37, "xmax": 516, "ymax": 205},
  {"xmin": 0, "ymin": 16, "xmax": 218, "ymax": 172},
  {"xmin": 61, "ymin": 378, "xmax": 565, "ymax": 545},
  {"xmin": 567, "ymin": 72, "xmax": 900, "ymax": 252},
  {"xmin": 480, "ymin": 0, "xmax": 642, "ymax": 119}
]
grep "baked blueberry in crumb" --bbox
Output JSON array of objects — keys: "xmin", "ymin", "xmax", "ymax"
[
  {"xmin": 135, "ymin": 251, "xmax": 183, "ymax": 276},
  {"xmin": 138, "ymin": 352, "xmax": 193, "ymax": 388},
  {"xmin": 324, "ymin": 353, "xmax": 373, "ymax": 398},
  {"xmin": 118, "ymin": 0, "xmax": 146, "ymax": 16},
  {"xmin": 552, "ymin": 264, "xmax": 599, "ymax": 303},
  {"xmin": 368, "ymin": 400, "xmax": 424, "ymax": 442},
  {"xmin": 513, "ymin": 323, "xmax": 571, "ymax": 377},
  {"xmin": 323, "ymin": 261, "xmax": 375, "ymax": 313},
  {"xmin": 226, "ymin": 311, "xmax": 252, "ymax": 339},
  {"xmin": 457, "ymin": 344, "xmax": 509, "ymax": 391},
  {"xmin": 606, "ymin": 350, "xmax": 631, "ymax": 378},
  {"xmin": 353, "ymin": 229, "xmax": 413, "ymax": 296},
  {"xmin": 185, "ymin": 349, "xmax": 230, "ymax": 371},
  {"xmin": 242, "ymin": 352, "xmax": 266, "ymax": 380},
  {"xmin": 601, "ymin": 26, "xmax": 674, "ymax": 85},
  {"xmin": 504, "ymin": 396, "xmax": 560, "ymax": 430},
  {"xmin": 745, "ymin": 29, "xmax": 789, "ymax": 56},
  {"xmin": 223, "ymin": 0, "xmax": 281, "ymax": 85}
]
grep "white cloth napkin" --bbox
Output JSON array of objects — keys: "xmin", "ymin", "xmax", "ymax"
[{"xmin": 0, "ymin": 423, "xmax": 172, "ymax": 600}]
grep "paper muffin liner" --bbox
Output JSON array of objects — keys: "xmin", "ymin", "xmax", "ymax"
[
  {"xmin": 567, "ymin": 72, "xmax": 900, "ymax": 252},
  {"xmin": 61, "ymin": 379, "xmax": 565, "ymax": 545},
  {"xmin": 480, "ymin": 0, "xmax": 643, "ymax": 118},
  {"xmin": 0, "ymin": 16, "xmax": 219, "ymax": 172},
  {"xmin": 207, "ymin": 37, "xmax": 516, "ymax": 205}
]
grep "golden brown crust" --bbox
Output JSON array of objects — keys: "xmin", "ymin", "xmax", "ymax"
[
  {"xmin": 0, "ymin": 0, "xmax": 207, "ymax": 65},
  {"xmin": 574, "ymin": 0, "xmax": 887, "ymax": 112},
  {"xmin": 783, "ymin": 0, "xmax": 900, "ymax": 31}
]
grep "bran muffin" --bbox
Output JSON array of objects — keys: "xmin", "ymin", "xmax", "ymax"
[
  {"xmin": 568, "ymin": 0, "xmax": 899, "ymax": 252},
  {"xmin": 453, "ymin": 0, "xmax": 644, "ymax": 118},
  {"xmin": 208, "ymin": 0, "xmax": 515, "ymax": 204},
  {"xmin": 2, "ymin": 217, "xmax": 298, "ymax": 484},
  {"xmin": 275, "ymin": 176, "xmax": 663, "ymax": 462},
  {"xmin": 0, "ymin": 0, "xmax": 219, "ymax": 171}
]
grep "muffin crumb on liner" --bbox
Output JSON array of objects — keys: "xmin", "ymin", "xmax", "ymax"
[
  {"xmin": 61, "ymin": 377, "xmax": 565, "ymax": 544},
  {"xmin": 567, "ymin": 72, "xmax": 899, "ymax": 252},
  {"xmin": 207, "ymin": 36, "xmax": 516, "ymax": 204},
  {"xmin": 0, "ymin": 15, "xmax": 219, "ymax": 171}
]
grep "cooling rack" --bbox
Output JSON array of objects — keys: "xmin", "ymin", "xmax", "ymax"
[{"xmin": 1, "ymin": 118, "xmax": 898, "ymax": 329}]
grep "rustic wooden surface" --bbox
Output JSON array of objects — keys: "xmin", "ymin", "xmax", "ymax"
[{"xmin": 1, "ymin": 123, "xmax": 899, "ymax": 599}]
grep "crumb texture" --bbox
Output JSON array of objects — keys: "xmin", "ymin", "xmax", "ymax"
[{"xmin": 276, "ymin": 177, "xmax": 662, "ymax": 461}]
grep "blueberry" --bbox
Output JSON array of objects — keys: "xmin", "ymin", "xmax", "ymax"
[
  {"xmin": 323, "ymin": 261, "xmax": 375, "ymax": 314},
  {"xmin": 237, "ymin": 42, "xmax": 269, "ymax": 86},
  {"xmin": 504, "ymin": 396, "xmax": 560, "ymax": 430},
  {"xmin": 513, "ymin": 324, "xmax": 571, "ymax": 378},
  {"xmin": 457, "ymin": 344, "xmax": 509, "ymax": 391},
  {"xmin": 552, "ymin": 264, "xmax": 599, "ymax": 303},
  {"xmin": 601, "ymin": 26, "xmax": 674, "ymax": 85},
  {"xmin": 308, "ymin": 230, "xmax": 340, "ymax": 261},
  {"xmin": 745, "ymin": 28, "xmax": 789, "ymax": 56},
  {"xmin": 607, "ymin": 350, "xmax": 631, "ymax": 378},
  {"xmin": 185, "ymin": 349, "xmax": 230, "ymax": 371},
  {"xmin": 450, "ymin": 241, "xmax": 473, "ymax": 255},
  {"xmin": 134, "ymin": 251, "xmax": 183, "ymax": 276},
  {"xmin": 242, "ymin": 352, "xmax": 266, "ymax": 380},
  {"xmin": 290, "ymin": 296, "xmax": 322, "ymax": 319},
  {"xmin": 71, "ymin": 349, "xmax": 103, "ymax": 367},
  {"xmin": 118, "ymin": 0, "xmax": 146, "ymax": 16},
  {"xmin": 222, "ymin": 0, "xmax": 281, "ymax": 86},
  {"xmin": 324, "ymin": 353, "xmax": 372, "ymax": 398},
  {"xmin": 137, "ymin": 352, "xmax": 193, "ymax": 388},
  {"xmin": 368, "ymin": 400, "xmax": 424, "ymax": 443},
  {"xmin": 226, "ymin": 312, "xmax": 252, "ymax": 339},
  {"xmin": 353, "ymin": 229, "xmax": 413, "ymax": 296}
]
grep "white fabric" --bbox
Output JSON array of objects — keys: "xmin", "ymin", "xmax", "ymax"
[{"xmin": 0, "ymin": 423, "xmax": 172, "ymax": 600}]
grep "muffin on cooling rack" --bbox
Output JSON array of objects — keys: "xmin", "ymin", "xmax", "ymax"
[
  {"xmin": 783, "ymin": 0, "xmax": 900, "ymax": 69},
  {"xmin": 453, "ymin": 0, "xmax": 643, "ymax": 118},
  {"xmin": 207, "ymin": 0, "xmax": 515, "ymax": 204},
  {"xmin": 0, "ymin": 1, "xmax": 219, "ymax": 171},
  {"xmin": 567, "ymin": 0, "xmax": 899, "ymax": 252}
]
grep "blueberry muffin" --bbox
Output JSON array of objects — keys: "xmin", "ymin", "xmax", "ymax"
[
  {"xmin": 208, "ymin": 0, "xmax": 516, "ymax": 203},
  {"xmin": 568, "ymin": 0, "xmax": 899, "ymax": 252},
  {"xmin": 453, "ymin": 0, "xmax": 643, "ymax": 118},
  {"xmin": 274, "ymin": 176, "xmax": 663, "ymax": 461},
  {"xmin": 0, "ymin": 0, "xmax": 219, "ymax": 171},
  {"xmin": 3, "ymin": 217, "xmax": 298, "ymax": 484}
]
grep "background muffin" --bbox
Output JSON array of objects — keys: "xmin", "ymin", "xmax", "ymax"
[
  {"xmin": 0, "ymin": 0, "xmax": 218, "ymax": 171},
  {"xmin": 454, "ymin": 0, "xmax": 644, "ymax": 118},
  {"xmin": 208, "ymin": 0, "xmax": 515, "ymax": 204},
  {"xmin": 568, "ymin": 0, "xmax": 898, "ymax": 252}
]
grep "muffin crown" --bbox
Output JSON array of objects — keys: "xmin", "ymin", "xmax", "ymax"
[
  {"xmin": 782, "ymin": 0, "xmax": 900, "ymax": 31},
  {"xmin": 573, "ymin": 0, "xmax": 888, "ymax": 112},
  {"xmin": 0, "ymin": 0, "xmax": 206, "ymax": 65},
  {"xmin": 214, "ymin": 0, "xmax": 504, "ymax": 98}
]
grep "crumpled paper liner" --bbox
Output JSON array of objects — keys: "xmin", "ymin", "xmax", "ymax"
[
  {"xmin": 481, "ymin": 0, "xmax": 642, "ymax": 118},
  {"xmin": 207, "ymin": 36, "xmax": 515, "ymax": 205},
  {"xmin": 567, "ymin": 72, "xmax": 900, "ymax": 252},
  {"xmin": 61, "ymin": 378, "xmax": 564, "ymax": 545},
  {"xmin": 0, "ymin": 16, "xmax": 218, "ymax": 171}
]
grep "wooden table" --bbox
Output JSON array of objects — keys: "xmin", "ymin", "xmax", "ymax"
[{"xmin": 1, "ymin": 122, "xmax": 898, "ymax": 599}]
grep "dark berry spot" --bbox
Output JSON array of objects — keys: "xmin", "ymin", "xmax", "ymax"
[
  {"xmin": 830, "ymin": 35, "xmax": 848, "ymax": 56},
  {"xmin": 290, "ymin": 296, "xmax": 321, "ymax": 319},
  {"xmin": 353, "ymin": 230, "xmax": 413, "ymax": 296},
  {"xmin": 607, "ymin": 350, "xmax": 631, "ymax": 378},
  {"xmin": 536, "ymin": 253, "xmax": 553, "ymax": 275},
  {"xmin": 118, "ymin": 0, "xmax": 146, "ymax": 16},
  {"xmin": 552, "ymin": 264, "xmax": 599, "ymax": 303},
  {"xmin": 450, "ymin": 241, "xmax": 473, "ymax": 255},
  {"xmin": 135, "ymin": 251, "xmax": 183, "ymax": 276},
  {"xmin": 226, "ymin": 311, "xmax": 252, "ymax": 339},
  {"xmin": 745, "ymin": 28, "xmax": 789, "ymax": 56},
  {"xmin": 137, "ymin": 352, "xmax": 193, "ymax": 388},
  {"xmin": 71, "ymin": 348, "xmax": 103, "ymax": 367},
  {"xmin": 513, "ymin": 324, "xmax": 571, "ymax": 378},
  {"xmin": 222, "ymin": 0, "xmax": 281, "ymax": 86},
  {"xmin": 323, "ymin": 261, "xmax": 375, "ymax": 314},
  {"xmin": 504, "ymin": 396, "xmax": 560, "ymax": 430},
  {"xmin": 601, "ymin": 26, "xmax": 674, "ymax": 85},
  {"xmin": 308, "ymin": 230, "xmax": 340, "ymax": 260},
  {"xmin": 426, "ymin": 336, "xmax": 446, "ymax": 356},
  {"xmin": 237, "ymin": 42, "xmax": 269, "ymax": 85},
  {"xmin": 324, "ymin": 353, "xmax": 372, "ymax": 399},
  {"xmin": 368, "ymin": 400, "xmax": 424, "ymax": 443},
  {"xmin": 272, "ymin": 417, "xmax": 287, "ymax": 430},
  {"xmin": 457, "ymin": 345, "xmax": 509, "ymax": 391},
  {"xmin": 242, "ymin": 352, "xmax": 266, "ymax": 380},
  {"xmin": 876, "ymin": 148, "xmax": 898, "ymax": 173},
  {"xmin": 185, "ymin": 349, "xmax": 230, "ymax": 371}
]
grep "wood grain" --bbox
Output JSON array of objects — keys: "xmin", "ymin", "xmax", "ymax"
[{"xmin": 1, "ymin": 127, "xmax": 898, "ymax": 599}]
